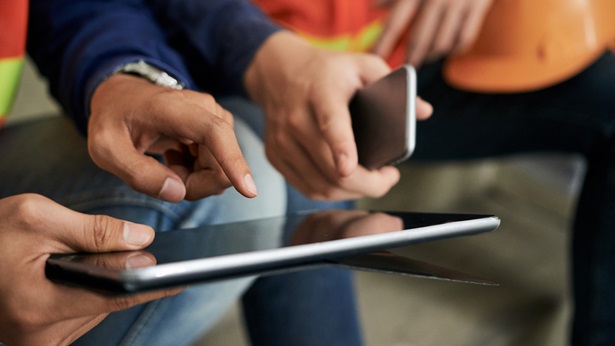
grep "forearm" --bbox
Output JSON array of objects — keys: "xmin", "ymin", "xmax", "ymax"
[{"xmin": 27, "ymin": 0, "xmax": 195, "ymax": 133}]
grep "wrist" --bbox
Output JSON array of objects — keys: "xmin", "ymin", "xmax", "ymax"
[
  {"xmin": 84, "ymin": 58, "xmax": 190, "ymax": 135},
  {"xmin": 244, "ymin": 31, "xmax": 317, "ymax": 104}
]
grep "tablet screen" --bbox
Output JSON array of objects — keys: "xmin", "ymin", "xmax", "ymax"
[
  {"xmin": 46, "ymin": 210, "xmax": 499, "ymax": 293},
  {"xmin": 144, "ymin": 209, "xmax": 488, "ymax": 262}
]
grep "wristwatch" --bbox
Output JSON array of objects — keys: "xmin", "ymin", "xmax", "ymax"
[{"xmin": 113, "ymin": 60, "xmax": 184, "ymax": 90}]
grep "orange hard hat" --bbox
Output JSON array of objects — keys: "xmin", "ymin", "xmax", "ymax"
[{"xmin": 443, "ymin": 0, "xmax": 615, "ymax": 93}]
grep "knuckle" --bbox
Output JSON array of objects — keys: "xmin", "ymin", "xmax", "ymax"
[
  {"xmin": 87, "ymin": 133, "xmax": 112, "ymax": 165},
  {"xmin": 200, "ymin": 92, "xmax": 216, "ymax": 105},
  {"xmin": 10, "ymin": 194, "xmax": 46, "ymax": 229},
  {"xmin": 212, "ymin": 144, "xmax": 245, "ymax": 169},
  {"xmin": 222, "ymin": 110, "xmax": 234, "ymax": 125},
  {"xmin": 317, "ymin": 113, "xmax": 336, "ymax": 135},
  {"xmin": 205, "ymin": 115, "xmax": 233, "ymax": 135},
  {"xmin": 86, "ymin": 137, "xmax": 101, "ymax": 160},
  {"xmin": 89, "ymin": 215, "xmax": 115, "ymax": 249},
  {"xmin": 286, "ymin": 112, "xmax": 304, "ymax": 133},
  {"xmin": 269, "ymin": 131, "xmax": 288, "ymax": 149}
]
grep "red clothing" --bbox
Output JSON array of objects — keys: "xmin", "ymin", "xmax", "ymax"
[
  {"xmin": 251, "ymin": 0, "xmax": 407, "ymax": 67},
  {"xmin": 0, "ymin": 0, "xmax": 28, "ymax": 125},
  {"xmin": 0, "ymin": 0, "xmax": 28, "ymax": 58}
]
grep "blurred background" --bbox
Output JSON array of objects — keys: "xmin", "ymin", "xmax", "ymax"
[{"xmin": 11, "ymin": 57, "xmax": 583, "ymax": 345}]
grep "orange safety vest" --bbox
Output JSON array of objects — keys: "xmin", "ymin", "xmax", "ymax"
[
  {"xmin": 251, "ymin": 0, "xmax": 407, "ymax": 68},
  {"xmin": 0, "ymin": 0, "xmax": 29, "ymax": 128},
  {"xmin": 252, "ymin": 0, "xmax": 615, "ymax": 93}
]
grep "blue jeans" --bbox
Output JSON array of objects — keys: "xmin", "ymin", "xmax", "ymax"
[
  {"xmin": 221, "ymin": 98, "xmax": 364, "ymax": 346},
  {"xmin": 0, "ymin": 106, "xmax": 363, "ymax": 345},
  {"xmin": 0, "ymin": 115, "xmax": 286, "ymax": 345},
  {"xmin": 415, "ymin": 52, "xmax": 615, "ymax": 345}
]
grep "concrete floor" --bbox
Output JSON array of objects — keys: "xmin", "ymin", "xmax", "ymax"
[{"xmin": 13, "ymin": 58, "xmax": 577, "ymax": 346}]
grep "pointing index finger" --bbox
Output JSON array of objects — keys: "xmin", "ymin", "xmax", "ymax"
[{"xmin": 152, "ymin": 93, "xmax": 258, "ymax": 198}]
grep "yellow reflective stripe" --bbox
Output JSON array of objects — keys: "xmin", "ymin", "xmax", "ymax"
[
  {"xmin": 0, "ymin": 57, "xmax": 24, "ymax": 118},
  {"xmin": 302, "ymin": 34, "xmax": 351, "ymax": 51},
  {"xmin": 355, "ymin": 21, "xmax": 384, "ymax": 51},
  {"xmin": 297, "ymin": 20, "xmax": 384, "ymax": 53}
]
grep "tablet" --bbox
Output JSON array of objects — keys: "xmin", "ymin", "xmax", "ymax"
[{"xmin": 46, "ymin": 209, "xmax": 500, "ymax": 294}]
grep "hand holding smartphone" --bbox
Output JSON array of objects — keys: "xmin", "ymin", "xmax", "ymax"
[{"xmin": 349, "ymin": 65, "xmax": 416, "ymax": 170}]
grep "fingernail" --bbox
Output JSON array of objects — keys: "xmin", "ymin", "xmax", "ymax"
[
  {"xmin": 244, "ymin": 174, "xmax": 258, "ymax": 196},
  {"xmin": 124, "ymin": 222, "xmax": 154, "ymax": 247},
  {"xmin": 158, "ymin": 177, "xmax": 185, "ymax": 202},
  {"xmin": 125, "ymin": 252, "xmax": 155, "ymax": 269}
]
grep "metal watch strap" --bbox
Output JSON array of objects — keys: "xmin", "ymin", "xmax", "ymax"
[{"xmin": 114, "ymin": 60, "xmax": 184, "ymax": 90}]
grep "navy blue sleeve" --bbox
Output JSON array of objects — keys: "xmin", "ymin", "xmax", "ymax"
[
  {"xmin": 27, "ymin": 0, "xmax": 196, "ymax": 134},
  {"xmin": 145, "ymin": 0, "xmax": 282, "ymax": 96}
]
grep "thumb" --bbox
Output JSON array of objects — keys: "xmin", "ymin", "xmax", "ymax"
[{"xmin": 58, "ymin": 211, "xmax": 155, "ymax": 253}]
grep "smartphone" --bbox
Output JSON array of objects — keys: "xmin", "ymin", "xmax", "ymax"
[{"xmin": 349, "ymin": 65, "xmax": 416, "ymax": 170}]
